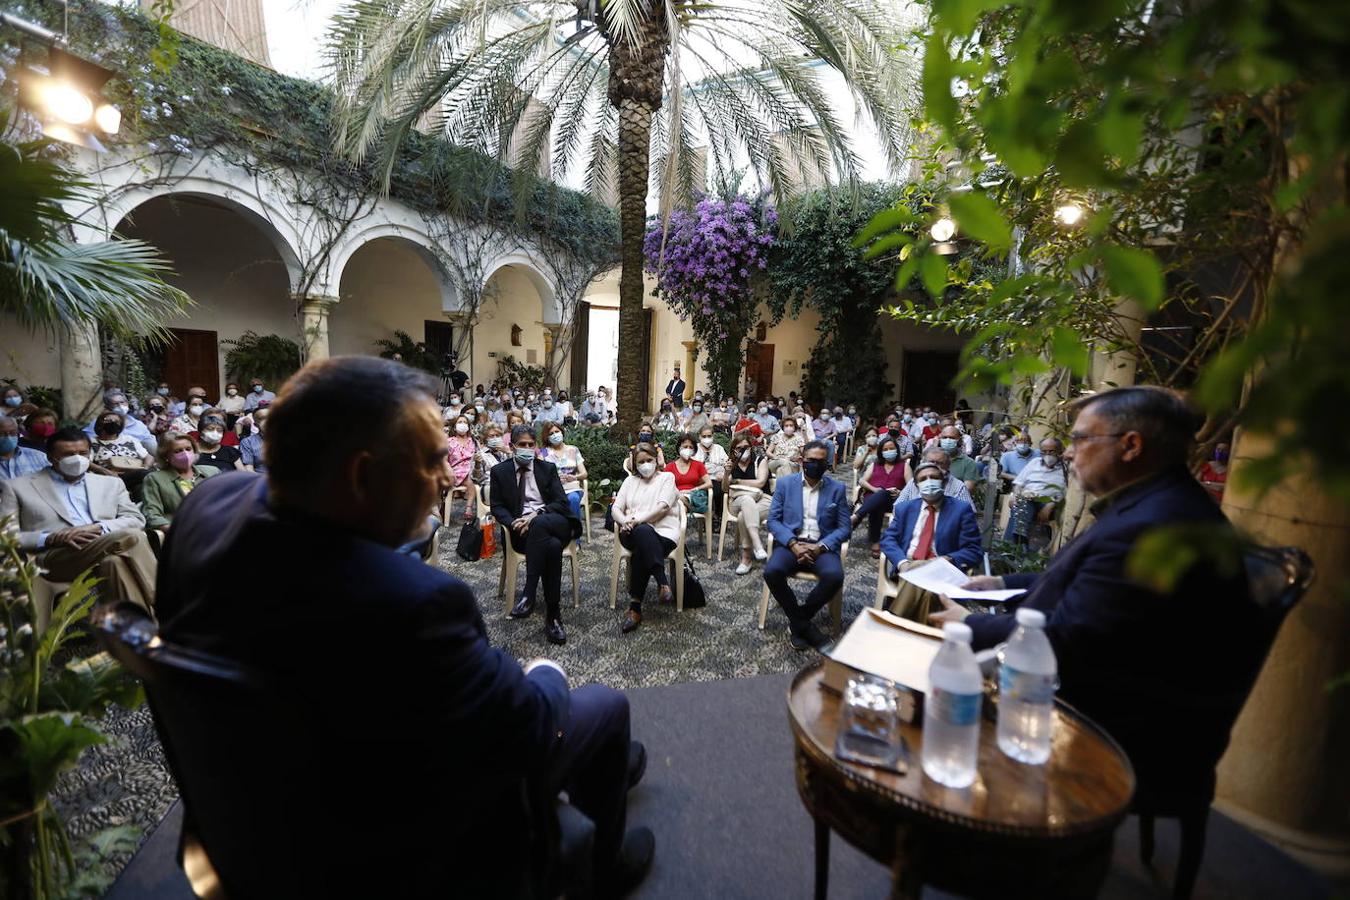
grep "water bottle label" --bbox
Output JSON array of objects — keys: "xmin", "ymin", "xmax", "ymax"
[
  {"xmin": 929, "ymin": 686, "xmax": 981, "ymax": 727},
  {"xmin": 999, "ymin": 665, "xmax": 1055, "ymax": 704}
]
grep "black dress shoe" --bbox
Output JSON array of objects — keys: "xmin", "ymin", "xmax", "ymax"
[
  {"xmin": 509, "ymin": 592, "xmax": 536, "ymax": 618},
  {"xmin": 621, "ymin": 610, "xmax": 642, "ymax": 634},
  {"xmin": 545, "ymin": 618, "xmax": 567, "ymax": 645},
  {"xmin": 789, "ymin": 622, "xmax": 831, "ymax": 652},
  {"xmin": 600, "ymin": 827, "xmax": 655, "ymax": 899},
  {"xmin": 627, "ymin": 741, "xmax": 647, "ymax": 790}
]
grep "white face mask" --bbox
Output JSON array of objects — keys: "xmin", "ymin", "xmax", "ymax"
[
  {"xmin": 189, "ymin": 404, "xmax": 204, "ymax": 416},
  {"xmin": 449, "ymin": 397, "xmax": 461, "ymax": 406},
  {"xmin": 740, "ymin": 449, "xmax": 753, "ymax": 462},
  {"xmin": 227, "ymin": 388, "xmax": 238, "ymax": 397},
  {"xmin": 700, "ymin": 436, "xmax": 714, "ymax": 448},
  {"xmin": 474, "ymin": 404, "xmax": 484, "ymax": 412},
  {"xmin": 548, "ymin": 431, "xmax": 564, "ymax": 445},
  {"xmin": 201, "ymin": 429, "xmax": 223, "ymax": 444},
  {"xmin": 454, "ymin": 422, "xmax": 469, "ymax": 434},
  {"xmin": 58, "ymin": 454, "xmax": 90, "ymax": 478},
  {"xmin": 679, "ymin": 447, "xmax": 695, "ymax": 460},
  {"xmin": 113, "ymin": 404, "xmax": 129, "ymax": 415},
  {"xmin": 866, "ymin": 436, "xmax": 878, "ymax": 446},
  {"xmin": 637, "ymin": 461, "xmax": 656, "ymax": 478},
  {"xmin": 487, "ymin": 437, "xmax": 503, "ymax": 449}
]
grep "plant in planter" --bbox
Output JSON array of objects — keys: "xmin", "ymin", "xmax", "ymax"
[
  {"xmin": 222, "ymin": 331, "xmax": 302, "ymax": 388},
  {"xmin": 0, "ymin": 519, "xmax": 144, "ymax": 898},
  {"xmin": 373, "ymin": 331, "xmax": 442, "ymax": 375}
]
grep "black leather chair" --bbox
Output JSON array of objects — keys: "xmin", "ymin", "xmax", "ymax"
[
  {"xmin": 1136, "ymin": 544, "xmax": 1314, "ymax": 899},
  {"xmin": 93, "ymin": 603, "xmax": 596, "ymax": 899}
]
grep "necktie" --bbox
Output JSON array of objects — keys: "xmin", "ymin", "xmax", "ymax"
[
  {"xmin": 517, "ymin": 465, "xmax": 529, "ymax": 509},
  {"xmin": 913, "ymin": 506, "xmax": 937, "ymax": 560}
]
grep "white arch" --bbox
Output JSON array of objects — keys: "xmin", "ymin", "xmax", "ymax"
[
  {"xmin": 483, "ymin": 250, "xmax": 560, "ymax": 324},
  {"xmin": 329, "ymin": 222, "xmax": 458, "ymax": 312}
]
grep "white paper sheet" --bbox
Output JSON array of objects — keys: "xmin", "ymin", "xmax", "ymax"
[{"xmin": 897, "ymin": 557, "xmax": 1027, "ymax": 602}]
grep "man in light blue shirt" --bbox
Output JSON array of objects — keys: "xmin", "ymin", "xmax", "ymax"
[
  {"xmin": 752, "ymin": 403, "xmax": 780, "ymax": 435},
  {"xmin": 244, "ymin": 378, "xmax": 277, "ymax": 411},
  {"xmin": 1, "ymin": 416, "xmax": 47, "ymax": 480},
  {"xmin": 240, "ymin": 407, "xmax": 269, "ymax": 473},
  {"xmin": 534, "ymin": 394, "xmax": 565, "ymax": 425},
  {"xmin": 999, "ymin": 438, "xmax": 1041, "ymax": 484}
]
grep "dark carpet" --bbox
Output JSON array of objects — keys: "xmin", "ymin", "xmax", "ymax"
[{"xmin": 106, "ymin": 673, "xmax": 1330, "ymax": 900}]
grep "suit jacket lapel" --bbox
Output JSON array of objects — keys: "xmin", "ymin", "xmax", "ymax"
[{"xmin": 34, "ymin": 474, "xmax": 78, "ymax": 527}]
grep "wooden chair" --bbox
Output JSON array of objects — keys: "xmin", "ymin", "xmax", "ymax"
[
  {"xmin": 681, "ymin": 488, "xmax": 714, "ymax": 560},
  {"xmin": 610, "ymin": 515, "xmax": 687, "ymax": 611},
  {"xmin": 757, "ymin": 536, "xmax": 849, "ymax": 633},
  {"xmin": 498, "ymin": 525, "xmax": 581, "ymax": 615}
]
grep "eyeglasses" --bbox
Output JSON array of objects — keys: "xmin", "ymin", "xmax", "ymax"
[{"xmin": 1068, "ymin": 431, "xmax": 1124, "ymax": 445}]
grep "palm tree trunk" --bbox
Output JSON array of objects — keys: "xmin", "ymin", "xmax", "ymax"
[{"xmin": 613, "ymin": 94, "xmax": 656, "ymax": 436}]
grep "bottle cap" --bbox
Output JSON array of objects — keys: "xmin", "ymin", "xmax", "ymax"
[
  {"xmin": 943, "ymin": 622, "xmax": 973, "ymax": 643},
  {"xmin": 1015, "ymin": 608, "xmax": 1046, "ymax": 628}
]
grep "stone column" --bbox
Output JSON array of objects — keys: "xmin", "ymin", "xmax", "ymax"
[
  {"xmin": 1215, "ymin": 429, "xmax": 1350, "ymax": 876},
  {"xmin": 296, "ymin": 295, "xmax": 336, "ymax": 363},
  {"xmin": 60, "ymin": 322, "xmax": 104, "ymax": 422}
]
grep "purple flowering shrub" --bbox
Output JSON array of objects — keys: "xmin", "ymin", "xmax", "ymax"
[{"xmin": 643, "ymin": 196, "xmax": 777, "ymax": 395}]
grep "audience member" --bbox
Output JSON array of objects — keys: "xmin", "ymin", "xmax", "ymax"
[
  {"xmin": 663, "ymin": 366, "xmax": 686, "ymax": 403},
  {"xmin": 19, "ymin": 408, "xmax": 58, "ymax": 451},
  {"xmin": 195, "ymin": 413, "xmax": 244, "ymax": 472},
  {"xmin": 535, "ymin": 393, "xmax": 565, "ymax": 425},
  {"xmin": 2, "ymin": 385, "xmax": 23, "ymax": 410},
  {"xmin": 850, "ymin": 427, "xmax": 879, "ymax": 484},
  {"xmin": 538, "ymin": 421, "xmax": 588, "ymax": 527},
  {"xmin": 766, "ymin": 417, "xmax": 804, "ymax": 476},
  {"xmin": 763, "ymin": 441, "xmax": 851, "ymax": 651},
  {"xmin": 725, "ymin": 434, "xmax": 771, "ymax": 575},
  {"xmin": 140, "ymin": 395, "xmax": 173, "ymax": 436},
  {"xmin": 830, "ymin": 407, "xmax": 853, "ymax": 461},
  {"xmin": 475, "ymin": 423, "xmax": 511, "ymax": 493},
  {"xmin": 751, "ymin": 401, "xmax": 779, "ymax": 435},
  {"xmin": 578, "ymin": 390, "xmax": 607, "ymax": 424},
  {"xmin": 89, "ymin": 411, "xmax": 151, "ymax": 476},
  {"xmin": 1198, "ymin": 442, "xmax": 1229, "ymax": 502},
  {"xmin": 896, "ymin": 448, "xmax": 976, "ymax": 509},
  {"xmin": 169, "ymin": 388, "xmax": 209, "ymax": 435},
  {"xmin": 998, "ymin": 434, "xmax": 1041, "ymax": 485},
  {"xmin": 141, "ymin": 433, "xmax": 220, "ymax": 529},
  {"xmin": 0, "ymin": 427, "xmax": 156, "ymax": 612},
  {"xmin": 0, "ymin": 415, "xmax": 47, "ymax": 480},
  {"xmin": 216, "ymin": 382, "xmax": 246, "ymax": 418},
  {"xmin": 85, "ymin": 391, "xmax": 157, "ymax": 455},
  {"xmin": 879, "ymin": 461, "xmax": 983, "ymax": 621},
  {"xmin": 243, "ymin": 378, "xmax": 276, "ymax": 411},
  {"xmin": 612, "ymin": 443, "xmax": 683, "ymax": 634},
  {"xmin": 1004, "ymin": 437, "xmax": 1067, "ymax": 545},
  {"xmin": 490, "ymin": 425, "xmax": 583, "ymax": 645},
  {"xmin": 694, "ymin": 426, "xmax": 729, "ymax": 520},
  {"xmin": 684, "ymin": 399, "xmax": 710, "ymax": 436},
  {"xmin": 940, "ymin": 425, "xmax": 981, "ymax": 493},
  {"xmin": 239, "ymin": 408, "xmax": 268, "ymax": 473},
  {"xmin": 446, "ymin": 414, "xmax": 479, "ymax": 523},
  {"xmin": 850, "ymin": 434, "xmax": 910, "ymax": 557},
  {"xmin": 153, "ymin": 357, "xmax": 654, "ymax": 897},
  {"xmin": 665, "ymin": 433, "xmax": 712, "ymax": 514}
]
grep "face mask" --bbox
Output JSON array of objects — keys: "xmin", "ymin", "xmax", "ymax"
[
  {"xmin": 455, "ymin": 423, "xmax": 470, "ymax": 435},
  {"xmin": 637, "ymin": 461, "xmax": 656, "ymax": 478},
  {"xmin": 514, "ymin": 448, "xmax": 536, "ymax": 464},
  {"xmin": 1215, "ymin": 448, "xmax": 1229, "ymax": 463},
  {"xmin": 866, "ymin": 436, "xmax": 878, "ymax": 446},
  {"xmin": 113, "ymin": 404, "xmax": 130, "ymax": 415},
  {"xmin": 149, "ymin": 404, "xmax": 165, "ymax": 413},
  {"xmin": 4, "ymin": 396, "xmax": 20, "ymax": 407},
  {"xmin": 516, "ymin": 401, "xmax": 526, "ymax": 408},
  {"xmin": 227, "ymin": 388, "xmax": 238, "ymax": 397},
  {"xmin": 939, "ymin": 438, "xmax": 959, "ymax": 453},
  {"xmin": 97, "ymin": 421, "xmax": 122, "ymax": 437},
  {"xmin": 474, "ymin": 404, "xmax": 484, "ymax": 413},
  {"xmin": 1043, "ymin": 454, "xmax": 1060, "ymax": 466},
  {"xmin": 903, "ymin": 415, "xmax": 913, "ymax": 423},
  {"xmin": 758, "ymin": 407, "xmax": 767, "ymax": 414},
  {"xmin": 692, "ymin": 405, "xmax": 702, "ymax": 413},
  {"xmin": 170, "ymin": 450, "xmax": 196, "ymax": 470},
  {"xmin": 888, "ymin": 428, "xmax": 900, "ymax": 439},
  {"xmin": 155, "ymin": 387, "xmax": 169, "ymax": 396},
  {"xmin": 638, "ymin": 432, "xmax": 653, "ymax": 443},
  {"xmin": 201, "ymin": 429, "xmax": 223, "ymax": 444},
  {"xmin": 449, "ymin": 397, "xmax": 461, "ymax": 406},
  {"xmin": 1016, "ymin": 442, "xmax": 1031, "ymax": 455},
  {"xmin": 739, "ymin": 448, "xmax": 753, "ymax": 462},
  {"xmin": 57, "ymin": 454, "xmax": 90, "ymax": 478},
  {"xmin": 189, "ymin": 405, "xmax": 205, "ymax": 416},
  {"xmin": 679, "ymin": 447, "xmax": 695, "ymax": 460},
  {"xmin": 783, "ymin": 427, "xmax": 795, "ymax": 436},
  {"xmin": 548, "ymin": 431, "xmax": 563, "ymax": 445},
  {"xmin": 487, "ymin": 436, "xmax": 503, "ymax": 449},
  {"xmin": 918, "ymin": 479, "xmax": 945, "ymax": 500},
  {"xmin": 30, "ymin": 422, "xmax": 55, "ymax": 438},
  {"xmin": 700, "ymin": 436, "xmax": 714, "ymax": 448},
  {"xmin": 882, "ymin": 449, "xmax": 899, "ymax": 462},
  {"xmin": 0, "ymin": 436, "xmax": 17, "ymax": 454},
  {"xmin": 848, "ymin": 409, "xmax": 856, "ymax": 415},
  {"xmin": 252, "ymin": 385, "xmax": 263, "ymax": 394},
  {"xmin": 802, "ymin": 458, "xmax": 828, "ymax": 480}
]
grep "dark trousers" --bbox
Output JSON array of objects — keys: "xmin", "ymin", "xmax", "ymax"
[
  {"xmin": 855, "ymin": 490, "xmax": 897, "ymax": 543},
  {"xmin": 509, "ymin": 512, "xmax": 573, "ymax": 616},
  {"xmin": 710, "ymin": 481, "xmax": 725, "ymax": 525},
  {"xmin": 550, "ymin": 684, "xmax": 631, "ymax": 890},
  {"xmin": 763, "ymin": 545, "xmax": 844, "ymax": 632},
  {"xmin": 618, "ymin": 524, "xmax": 676, "ymax": 610}
]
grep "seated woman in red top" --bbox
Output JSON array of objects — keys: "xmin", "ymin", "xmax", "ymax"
[
  {"xmin": 665, "ymin": 432, "xmax": 713, "ymax": 514},
  {"xmin": 850, "ymin": 434, "xmax": 910, "ymax": 557}
]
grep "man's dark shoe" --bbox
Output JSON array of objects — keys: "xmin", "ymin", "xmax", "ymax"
[
  {"xmin": 621, "ymin": 610, "xmax": 642, "ymax": 634},
  {"xmin": 627, "ymin": 741, "xmax": 647, "ymax": 791},
  {"xmin": 545, "ymin": 618, "xmax": 567, "ymax": 645},
  {"xmin": 601, "ymin": 826, "xmax": 655, "ymax": 899},
  {"xmin": 789, "ymin": 622, "xmax": 830, "ymax": 652},
  {"xmin": 509, "ymin": 592, "xmax": 536, "ymax": 619}
]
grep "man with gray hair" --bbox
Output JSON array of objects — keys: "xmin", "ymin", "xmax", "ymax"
[
  {"xmin": 894, "ymin": 448, "xmax": 975, "ymax": 509},
  {"xmin": 932, "ymin": 386, "xmax": 1260, "ymax": 834}
]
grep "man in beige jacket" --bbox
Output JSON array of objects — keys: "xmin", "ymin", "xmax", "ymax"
[{"xmin": 0, "ymin": 427, "xmax": 157, "ymax": 616}]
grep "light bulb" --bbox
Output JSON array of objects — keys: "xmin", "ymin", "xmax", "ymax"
[
  {"xmin": 1054, "ymin": 203, "xmax": 1085, "ymax": 227},
  {"xmin": 930, "ymin": 217, "xmax": 957, "ymax": 243},
  {"xmin": 94, "ymin": 103, "xmax": 121, "ymax": 135},
  {"xmin": 44, "ymin": 82, "xmax": 94, "ymax": 125}
]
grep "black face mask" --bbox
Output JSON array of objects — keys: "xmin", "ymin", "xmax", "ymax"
[
  {"xmin": 97, "ymin": 422, "xmax": 122, "ymax": 437},
  {"xmin": 638, "ymin": 432, "xmax": 653, "ymax": 443},
  {"xmin": 802, "ymin": 458, "xmax": 828, "ymax": 480},
  {"xmin": 888, "ymin": 428, "xmax": 900, "ymax": 439}
]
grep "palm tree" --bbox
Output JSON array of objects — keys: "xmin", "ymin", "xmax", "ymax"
[
  {"xmin": 1, "ymin": 113, "xmax": 189, "ymax": 346},
  {"xmin": 327, "ymin": 0, "xmax": 916, "ymax": 434}
]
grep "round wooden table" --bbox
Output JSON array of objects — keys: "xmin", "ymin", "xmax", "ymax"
[{"xmin": 788, "ymin": 661, "xmax": 1135, "ymax": 899}]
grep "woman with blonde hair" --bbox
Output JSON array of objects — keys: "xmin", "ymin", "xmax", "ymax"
[{"xmin": 141, "ymin": 432, "xmax": 220, "ymax": 529}]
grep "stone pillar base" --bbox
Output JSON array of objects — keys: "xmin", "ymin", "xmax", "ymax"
[{"xmin": 295, "ymin": 295, "xmax": 336, "ymax": 362}]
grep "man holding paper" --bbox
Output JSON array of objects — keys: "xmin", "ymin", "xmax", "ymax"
[{"xmin": 879, "ymin": 461, "xmax": 983, "ymax": 622}]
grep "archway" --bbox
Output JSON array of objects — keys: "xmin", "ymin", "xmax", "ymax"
[
  {"xmin": 331, "ymin": 236, "xmax": 455, "ymax": 366},
  {"xmin": 475, "ymin": 263, "xmax": 553, "ymax": 388}
]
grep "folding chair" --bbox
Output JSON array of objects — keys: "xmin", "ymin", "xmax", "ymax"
[
  {"xmin": 610, "ymin": 515, "xmax": 687, "ymax": 611},
  {"xmin": 580, "ymin": 479, "xmax": 593, "ymax": 544},
  {"xmin": 441, "ymin": 484, "xmax": 468, "ymax": 523},
  {"xmin": 681, "ymin": 488, "xmax": 714, "ymax": 560},
  {"xmin": 757, "ymin": 536, "xmax": 850, "ymax": 633},
  {"xmin": 717, "ymin": 487, "xmax": 770, "ymax": 563}
]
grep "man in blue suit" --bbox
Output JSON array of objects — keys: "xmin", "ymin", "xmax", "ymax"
[
  {"xmin": 932, "ymin": 387, "xmax": 1261, "ymax": 815},
  {"xmin": 154, "ymin": 357, "xmax": 654, "ymax": 898},
  {"xmin": 880, "ymin": 461, "xmax": 984, "ymax": 620},
  {"xmin": 764, "ymin": 440, "xmax": 853, "ymax": 650}
]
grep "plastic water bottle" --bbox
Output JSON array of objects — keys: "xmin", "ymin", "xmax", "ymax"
[
  {"xmin": 997, "ymin": 608, "xmax": 1058, "ymax": 764},
  {"xmin": 922, "ymin": 622, "xmax": 984, "ymax": 788}
]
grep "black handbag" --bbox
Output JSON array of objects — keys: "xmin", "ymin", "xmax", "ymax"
[
  {"xmin": 604, "ymin": 503, "xmax": 615, "ymax": 533},
  {"xmin": 455, "ymin": 520, "xmax": 483, "ymax": 561},
  {"xmin": 681, "ymin": 557, "xmax": 707, "ymax": 608}
]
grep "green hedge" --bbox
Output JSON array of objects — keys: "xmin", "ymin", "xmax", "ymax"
[{"xmin": 564, "ymin": 426, "xmax": 732, "ymax": 511}]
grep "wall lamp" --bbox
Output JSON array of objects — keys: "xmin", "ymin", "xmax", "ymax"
[{"xmin": 5, "ymin": 11, "xmax": 121, "ymax": 151}]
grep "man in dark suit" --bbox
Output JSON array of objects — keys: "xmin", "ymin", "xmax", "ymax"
[
  {"xmin": 931, "ymin": 386, "xmax": 1262, "ymax": 811},
  {"xmin": 490, "ymin": 424, "xmax": 583, "ymax": 645},
  {"xmin": 155, "ymin": 357, "xmax": 653, "ymax": 898},
  {"xmin": 663, "ymin": 365, "xmax": 686, "ymax": 404},
  {"xmin": 764, "ymin": 441, "xmax": 853, "ymax": 650}
]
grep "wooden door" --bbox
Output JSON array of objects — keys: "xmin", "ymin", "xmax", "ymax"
[
  {"xmin": 901, "ymin": 351, "xmax": 959, "ymax": 411},
  {"xmin": 424, "ymin": 320, "xmax": 454, "ymax": 363},
  {"xmin": 165, "ymin": 329, "xmax": 220, "ymax": 398},
  {"xmin": 569, "ymin": 301, "xmax": 590, "ymax": 394},
  {"xmin": 746, "ymin": 343, "xmax": 774, "ymax": 401}
]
